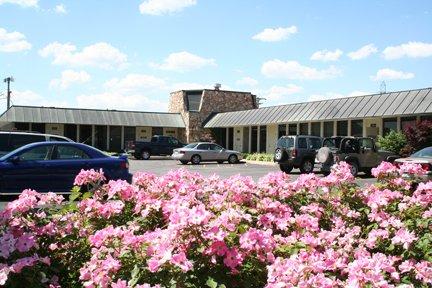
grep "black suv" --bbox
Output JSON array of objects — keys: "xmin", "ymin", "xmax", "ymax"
[
  {"xmin": 0, "ymin": 131, "xmax": 72, "ymax": 157},
  {"xmin": 274, "ymin": 135, "xmax": 322, "ymax": 174}
]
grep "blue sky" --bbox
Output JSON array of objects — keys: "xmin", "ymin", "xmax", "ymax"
[{"xmin": 0, "ymin": 0, "xmax": 431, "ymax": 112}]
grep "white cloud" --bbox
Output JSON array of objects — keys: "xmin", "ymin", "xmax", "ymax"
[
  {"xmin": 139, "ymin": 0, "xmax": 196, "ymax": 15},
  {"xmin": 0, "ymin": 27, "xmax": 31, "ymax": 52},
  {"xmin": 308, "ymin": 90, "xmax": 370, "ymax": 102},
  {"xmin": 236, "ymin": 76, "xmax": 258, "ymax": 87},
  {"xmin": 371, "ymin": 68, "xmax": 414, "ymax": 81},
  {"xmin": 50, "ymin": 70, "xmax": 90, "ymax": 90},
  {"xmin": 348, "ymin": 44, "xmax": 378, "ymax": 60},
  {"xmin": 310, "ymin": 49, "xmax": 343, "ymax": 62},
  {"xmin": 150, "ymin": 51, "xmax": 216, "ymax": 72},
  {"xmin": 103, "ymin": 74, "xmax": 166, "ymax": 92},
  {"xmin": 383, "ymin": 41, "xmax": 432, "ymax": 60},
  {"xmin": 0, "ymin": 0, "xmax": 38, "ymax": 7},
  {"xmin": 261, "ymin": 59, "xmax": 342, "ymax": 80},
  {"xmin": 263, "ymin": 84, "xmax": 303, "ymax": 102},
  {"xmin": 54, "ymin": 4, "xmax": 67, "ymax": 14},
  {"xmin": 10, "ymin": 90, "xmax": 70, "ymax": 107},
  {"xmin": 252, "ymin": 26, "xmax": 297, "ymax": 42},
  {"xmin": 39, "ymin": 42, "xmax": 128, "ymax": 69}
]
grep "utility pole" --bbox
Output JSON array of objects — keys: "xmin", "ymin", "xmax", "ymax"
[{"xmin": 3, "ymin": 76, "xmax": 14, "ymax": 110}]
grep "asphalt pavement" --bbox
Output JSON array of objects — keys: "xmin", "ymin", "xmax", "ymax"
[{"xmin": 0, "ymin": 157, "xmax": 376, "ymax": 209}]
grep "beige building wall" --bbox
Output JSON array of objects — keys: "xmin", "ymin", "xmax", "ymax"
[
  {"xmin": 266, "ymin": 124, "xmax": 278, "ymax": 153},
  {"xmin": 233, "ymin": 127, "xmax": 243, "ymax": 152},
  {"xmin": 163, "ymin": 127, "xmax": 178, "ymax": 137},
  {"xmin": 363, "ymin": 118, "xmax": 382, "ymax": 138},
  {"xmin": 45, "ymin": 123, "xmax": 64, "ymax": 135},
  {"xmin": 136, "ymin": 126, "xmax": 152, "ymax": 141}
]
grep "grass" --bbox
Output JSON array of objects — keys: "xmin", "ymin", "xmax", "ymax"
[{"xmin": 243, "ymin": 153, "xmax": 274, "ymax": 162}]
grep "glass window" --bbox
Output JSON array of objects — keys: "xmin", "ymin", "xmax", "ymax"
[
  {"xmin": 277, "ymin": 137, "xmax": 294, "ymax": 148},
  {"xmin": 152, "ymin": 127, "xmax": 163, "ymax": 136},
  {"xmin": 420, "ymin": 115, "xmax": 432, "ymax": 122},
  {"xmin": 323, "ymin": 138, "xmax": 337, "ymax": 148},
  {"xmin": 288, "ymin": 124, "xmax": 297, "ymax": 135},
  {"xmin": 79, "ymin": 125, "xmax": 92, "ymax": 144},
  {"xmin": 259, "ymin": 126, "xmax": 267, "ymax": 153},
  {"xmin": 412, "ymin": 147, "xmax": 432, "ymax": 157},
  {"xmin": 323, "ymin": 122, "xmax": 334, "ymax": 137},
  {"xmin": 383, "ymin": 118, "xmax": 397, "ymax": 135},
  {"xmin": 49, "ymin": 136, "xmax": 68, "ymax": 142},
  {"xmin": 197, "ymin": 144, "xmax": 210, "ymax": 150},
  {"xmin": 351, "ymin": 120, "xmax": 363, "ymax": 137},
  {"xmin": 298, "ymin": 138, "xmax": 307, "ymax": 149},
  {"xmin": 337, "ymin": 121, "xmax": 348, "ymax": 136},
  {"xmin": 56, "ymin": 145, "xmax": 89, "ymax": 160},
  {"xmin": 400, "ymin": 117, "xmax": 416, "ymax": 131},
  {"xmin": 109, "ymin": 126, "xmax": 122, "ymax": 152},
  {"xmin": 0, "ymin": 134, "xmax": 10, "ymax": 151},
  {"xmin": 95, "ymin": 126, "xmax": 107, "ymax": 151},
  {"xmin": 19, "ymin": 145, "xmax": 52, "ymax": 161},
  {"xmin": 124, "ymin": 127, "xmax": 136, "ymax": 149},
  {"xmin": 311, "ymin": 122, "xmax": 321, "ymax": 137},
  {"xmin": 251, "ymin": 126, "xmax": 258, "ymax": 153},
  {"xmin": 299, "ymin": 123, "xmax": 308, "ymax": 135},
  {"xmin": 10, "ymin": 134, "xmax": 46, "ymax": 150},
  {"xmin": 309, "ymin": 138, "xmax": 322, "ymax": 149},
  {"xmin": 64, "ymin": 124, "xmax": 77, "ymax": 142},
  {"xmin": 31, "ymin": 123, "xmax": 46, "ymax": 134},
  {"xmin": 359, "ymin": 138, "xmax": 374, "ymax": 149},
  {"xmin": 168, "ymin": 138, "xmax": 179, "ymax": 145},
  {"xmin": 184, "ymin": 143, "xmax": 198, "ymax": 149},
  {"xmin": 278, "ymin": 124, "xmax": 286, "ymax": 138},
  {"xmin": 14, "ymin": 122, "xmax": 30, "ymax": 131},
  {"xmin": 210, "ymin": 144, "xmax": 223, "ymax": 151}
]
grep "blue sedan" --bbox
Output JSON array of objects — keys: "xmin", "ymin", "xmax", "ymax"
[{"xmin": 0, "ymin": 142, "xmax": 132, "ymax": 194}]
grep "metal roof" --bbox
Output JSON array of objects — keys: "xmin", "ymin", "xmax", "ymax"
[
  {"xmin": 204, "ymin": 87, "xmax": 432, "ymax": 128},
  {"xmin": 0, "ymin": 106, "xmax": 186, "ymax": 128}
]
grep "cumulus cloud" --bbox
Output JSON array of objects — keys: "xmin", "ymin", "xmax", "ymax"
[
  {"xmin": 236, "ymin": 76, "xmax": 258, "ymax": 87},
  {"xmin": 371, "ymin": 68, "xmax": 414, "ymax": 81},
  {"xmin": 50, "ymin": 70, "xmax": 90, "ymax": 90},
  {"xmin": 261, "ymin": 60, "xmax": 341, "ymax": 80},
  {"xmin": 10, "ymin": 90, "xmax": 70, "ymax": 107},
  {"xmin": 310, "ymin": 49, "xmax": 343, "ymax": 62},
  {"xmin": 54, "ymin": 4, "xmax": 67, "ymax": 14},
  {"xmin": 0, "ymin": 27, "xmax": 32, "ymax": 52},
  {"xmin": 0, "ymin": 0, "xmax": 38, "ymax": 7},
  {"xmin": 103, "ymin": 74, "xmax": 166, "ymax": 92},
  {"xmin": 150, "ymin": 51, "xmax": 216, "ymax": 72},
  {"xmin": 348, "ymin": 44, "xmax": 378, "ymax": 60},
  {"xmin": 252, "ymin": 26, "xmax": 297, "ymax": 42},
  {"xmin": 39, "ymin": 42, "xmax": 128, "ymax": 69},
  {"xmin": 383, "ymin": 41, "xmax": 432, "ymax": 60},
  {"xmin": 263, "ymin": 84, "xmax": 303, "ymax": 102},
  {"xmin": 139, "ymin": 0, "xmax": 196, "ymax": 15},
  {"xmin": 308, "ymin": 90, "xmax": 370, "ymax": 102}
]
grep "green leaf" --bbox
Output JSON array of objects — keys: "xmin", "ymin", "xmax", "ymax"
[
  {"xmin": 69, "ymin": 188, "xmax": 81, "ymax": 202},
  {"xmin": 206, "ymin": 277, "xmax": 218, "ymax": 288},
  {"xmin": 82, "ymin": 192, "xmax": 92, "ymax": 200},
  {"xmin": 128, "ymin": 264, "xmax": 140, "ymax": 286}
]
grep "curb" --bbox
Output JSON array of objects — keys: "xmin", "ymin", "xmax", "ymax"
[{"xmin": 243, "ymin": 160, "xmax": 277, "ymax": 166}]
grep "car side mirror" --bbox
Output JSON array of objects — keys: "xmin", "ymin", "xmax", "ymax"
[{"xmin": 9, "ymin": 156, "xmax": 20, "ymax": 164}]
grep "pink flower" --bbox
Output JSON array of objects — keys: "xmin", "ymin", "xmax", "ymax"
[
  {"xmin": 391, "ymin": 228, "xmax": 417, "ymax": 249},
  {"xmin": 16, "ymin": 233, "xmax": 36, "ymax": 253},
  {"xmin": 74, "ymin": 168, "xmax": 106, "ymax": 186},
  {"xmin": 372, "ymin": 161, "xmax": 398, "ymax": 179}
]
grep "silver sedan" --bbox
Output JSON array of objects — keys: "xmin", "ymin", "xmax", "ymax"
[{"xmin": 171, "ymin": 142, "xmax": 243, "ymax": 165}]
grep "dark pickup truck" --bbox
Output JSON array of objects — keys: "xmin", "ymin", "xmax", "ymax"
[{"xmin": 132, "ymin": 135, "xmax": 185, "ymax": 160}]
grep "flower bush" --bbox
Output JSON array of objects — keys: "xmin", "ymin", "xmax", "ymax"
[{"xmin": 0, "ymin": 162, "xmax": 431, "ymax": 287}]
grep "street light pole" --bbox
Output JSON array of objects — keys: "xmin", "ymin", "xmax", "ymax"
[{"xmin": 3, "ymin": 76, "xmax": 14, "ymax": 110}]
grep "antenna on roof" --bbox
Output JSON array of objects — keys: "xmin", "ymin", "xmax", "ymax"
[
  {"xmin": 214, "ymin": 83, "xmax": 221, "ymax": 90},
  {"xmin": 380, "ymin": 81, "xmax": 386, "ymax": 94}
]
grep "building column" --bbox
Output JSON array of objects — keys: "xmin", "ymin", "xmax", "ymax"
[
  {"xmin": 347, "ymin": 120, "xmax": 352, "ymax": 136},
  {"xmin": 362, "ymin": 121, "xmax": 367, "ymax": 137},
  {"xmin": 307, "ymin": 122, "xmax": 312, "ymax": 135},
  {"xmin": 107, "ymin": 126, "xmax": 110, "ymax": 151},
  {"xmin": 91, "ymin": 125, "xmax": 95, "ymax": 147},
  {"xmin": 333, "ymin": 121, "xmax": 337, "ymax": 136},
  {"xmin": 257, "ymin": 126, "xmax": 261, "ymax": 153},
  {"xmin": 29, "ymin": 123, "xmax": 32, "ymax": 131},
  {"xmin": 226, "ymin": 128, "xmax": 229, "ymax": 149},
  {"xmin": 76, "ymin": 124, "xmax": 80, "ymax": 143},
  {"xmin": 248, "ymin": 126, "xmax": 252, "ymax": 153},
  {"xmin": 296, "ymin": 123, "xmax": 300, "ymax": 135},
  {"xmin": 121, "ymin": 126, "xmax": 125, "ymax": 150},
  {"xmin": 396, "ymin": 117, "xmax": 401, "ymax": 132},
  {"xmin": 320, "ymin": 122, "xmax": 324, "ymax": 137}
]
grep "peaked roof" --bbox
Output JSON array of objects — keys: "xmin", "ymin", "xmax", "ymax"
[
  {"xmin": 0, "ymin": 106, "xmax": 186, "ymax": 128},
  {"xmin": 204, "ymin": 87, "xmax": 432, "ymax": 128}
]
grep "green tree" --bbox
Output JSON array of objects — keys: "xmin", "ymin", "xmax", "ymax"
[{"xmin": 377, "ymin": 130, "xmax": 407, "ymax": 155}]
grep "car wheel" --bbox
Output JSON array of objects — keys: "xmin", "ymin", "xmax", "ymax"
[
  {"xmin": 299, "ymin": 159, "xmax": 314, "ymax": 174},
  {"xmin": 274, "ymin": 148, "xmax": 287, "ymax": 162},
  {"xmin": 141, "ymin": 150, "xmax": 151, "ymax": 160},
  {"xmin": 191, "ymin": 154, "xmax": 201, "ymax": 165},
  {"xmin": 180, "ymin": 160, "xmax": 188, "ymax": 165},
  {"xmin": 279, "ymin": 164, "xmax": 293, "ymax": 174},
  {"xmin": 348, "ymin": 161, "xmax": 359, "ymax": 177},
  {"xmin": 217, "ymin": 160, "xmax": 224, "ymax": 164},
  {"xmin": 228, "ymin": 154, "xmax": 238, "ymax": 164}
]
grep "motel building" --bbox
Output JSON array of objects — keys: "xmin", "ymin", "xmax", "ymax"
[{"xmin": 0, "ymin": 86, "xmax": 431, "ymax": 154}]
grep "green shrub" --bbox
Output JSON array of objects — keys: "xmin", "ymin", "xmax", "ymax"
[
  {"xmin": 377, "ymin": 130, "xmax": 407, "ymax": 155},
  {"xmin": 244, "ymin": 153, "xmax": 273, "ymax": 162}
]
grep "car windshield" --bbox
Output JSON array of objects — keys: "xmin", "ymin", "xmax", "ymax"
[
  {"xmin": 411, "ymin": 147, "xmax": 432, "ymax": 158},
  {"xmin": 184, "ymin": 143, "xmax": 198, "ymax": 149}
]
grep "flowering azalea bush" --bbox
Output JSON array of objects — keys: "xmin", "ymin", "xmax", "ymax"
[{"xmin": 0, "ymin": 163, "xmax": 431, "ymax": 287}]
